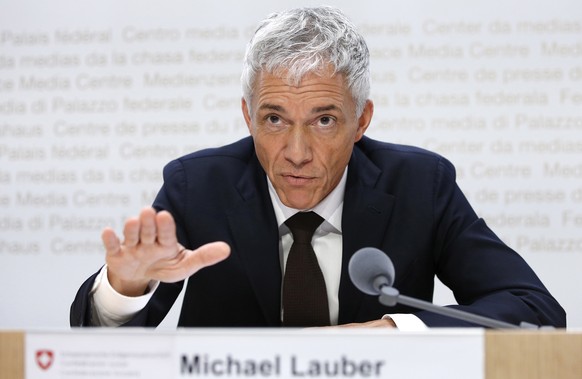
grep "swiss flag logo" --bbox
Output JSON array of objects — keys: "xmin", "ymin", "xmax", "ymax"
[{"xmin": 35, "ymin": 349, "xmax": 54, "ymax": 370}]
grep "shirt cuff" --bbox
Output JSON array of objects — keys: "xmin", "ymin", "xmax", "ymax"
[
  {"xmin": 89, "ymin": 265, "xmax": 159, "ymax": 326},
  {"xmin": 383, "ymin": 314, "xmax": 428, "ymax": 331}
]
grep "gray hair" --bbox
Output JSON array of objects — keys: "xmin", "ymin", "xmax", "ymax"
[{"xmin": 241, "ymin": 6, "xmax": 370, "ymax": 116}]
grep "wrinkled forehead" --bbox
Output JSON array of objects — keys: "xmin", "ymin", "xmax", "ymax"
[{"xmin": 253, "ymin": 64, "xmax": 347, "ymax": 92}]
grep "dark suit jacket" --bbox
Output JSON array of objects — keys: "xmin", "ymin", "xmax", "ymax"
[{"xmin": 70, "ymin": 136, "xmax": 566, "ymax": 328}]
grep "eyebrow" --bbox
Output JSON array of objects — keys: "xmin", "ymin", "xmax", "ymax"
[
  {"xmin": 258, "ymin": 103, "xmax": 284, "ymax": 112},
  {"xmin": 312, "ymin": 105, "xmax": 339, "ymax": 113},
  {"xmin": 258, "ymin": 103, "xmax": 340, "ymax": 114}
]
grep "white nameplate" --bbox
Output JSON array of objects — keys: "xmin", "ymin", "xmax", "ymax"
[{"xmin": 25, "ymin": 329, "xmax": 484, "ymax": 379}]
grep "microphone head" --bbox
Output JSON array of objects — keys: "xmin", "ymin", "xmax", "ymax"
[{"xmin": 348, "ymin": 247, "xmax": 395, "ymax": 295}]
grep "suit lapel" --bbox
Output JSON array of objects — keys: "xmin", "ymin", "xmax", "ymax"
[
  {"xmin": 227, "ymin": 155, "xmax": 282, "ymax": 326},
  {"xmin": 338, "ymin": 148, "xmax": 396, "ymax": 324}
]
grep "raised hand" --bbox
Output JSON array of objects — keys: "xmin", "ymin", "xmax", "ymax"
[{"xmin": 101, "ymin": 207, "xmax": 230, "ymax": 296}]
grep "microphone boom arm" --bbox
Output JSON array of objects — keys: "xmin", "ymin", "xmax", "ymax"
[
  {"xmin": 351, "ymin": 248, "xmax": 541, "ymax": 329},
  {"xmin": 378, "ymin": 285, "xmax": 537, "ymax": 329}
]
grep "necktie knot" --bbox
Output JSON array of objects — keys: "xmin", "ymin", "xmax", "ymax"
[{"xmin": 285, "ymin": 211, "xmax": 324, "ymax": 244}]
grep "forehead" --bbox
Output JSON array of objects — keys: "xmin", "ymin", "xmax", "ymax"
[{"xmin": 252, "ymin": 69, "xmax": 349, "ymax": 103}]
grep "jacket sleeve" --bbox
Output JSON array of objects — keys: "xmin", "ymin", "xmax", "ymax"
[
  {"xmin": 69, "ymin": 272, "xmax": 99, "ymax": 327},
  {"xmin": 416, "ymin": 157, "xmax": 566, "ymax": 328}
]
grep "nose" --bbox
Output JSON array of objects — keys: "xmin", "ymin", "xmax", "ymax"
[{"xmin": 284, "ymin": 126, "xmax": 312, "ymax": 167}]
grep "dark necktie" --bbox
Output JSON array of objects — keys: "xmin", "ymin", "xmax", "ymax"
[{"xmin": 282, "ymin": 211, "xmax": 330, "ymax": 326}]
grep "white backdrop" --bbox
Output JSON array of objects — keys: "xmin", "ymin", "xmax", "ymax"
[{"xmin": 1, "ymin": 0, "xmax": 580, "ymax": 328}]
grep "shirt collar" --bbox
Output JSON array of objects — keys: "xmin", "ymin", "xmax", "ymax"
[{"xmin": 267, "ymin": 168, "xmax": 346, "ymax": 234}]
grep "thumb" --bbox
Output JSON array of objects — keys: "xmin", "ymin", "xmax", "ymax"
[
  {"xmin": 188, "ymin": 241, "xmax": 231, "ymax": 269},
  {"xmin": 147, "ymin": 241, "xmax": 231, "ymax": 283}
]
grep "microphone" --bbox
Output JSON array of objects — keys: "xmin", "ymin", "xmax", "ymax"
[{"xmin": 349, "ymin": 247, "xmax": 538, "ymax": 329}]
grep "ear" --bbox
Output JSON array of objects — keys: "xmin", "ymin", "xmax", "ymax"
[
  {"xmin": 241, "ymin": 97, "xmax": 253, "ymax": 134},
  {"xmin": 354, "ymin": 100, "xmax": 374, "ymax": 142}
]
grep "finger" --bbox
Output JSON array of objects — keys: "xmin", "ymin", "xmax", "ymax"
[
  {"xmin": 335, "ymin": 319, "xmax": 395, "ymax": 328},
  {"xmin": 138, "ymin": 207, "xmax": 157, "ymax": 245},
  {"xmin": 101, "ymin": 227, "xmax": 121, "ymax": 256},
  {"xmin": 156, "ymin": 211, "xmax": 178, "ymax": 248},
  {"xmin": 122, "ymin": 216, "xmax": 140, "ymax": 247}
]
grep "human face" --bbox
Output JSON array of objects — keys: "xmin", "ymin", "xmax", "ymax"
[{"xmin": 242, "ymin": 68, "xmax": 373, "ymax": 210}]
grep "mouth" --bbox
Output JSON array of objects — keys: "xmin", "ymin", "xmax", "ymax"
[{"xmin": 281, "ymin": 173, "xmax": 315, "ymax": 186}]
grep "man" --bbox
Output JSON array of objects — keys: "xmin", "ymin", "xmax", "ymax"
[{"xmin": 70, "ymin": 6, "xmax": 566, "ymax": 329}]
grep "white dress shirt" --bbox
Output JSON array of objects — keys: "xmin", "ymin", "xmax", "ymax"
[
  {"xmin": 268, "ymin": 167, "xmax": 345, "ymax": 325},
  {"xmin": 90, "ymin": 168, "xmax": 426, "ymax": 330}
]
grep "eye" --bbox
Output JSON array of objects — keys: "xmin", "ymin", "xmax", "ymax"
[
  {"xmin": 267, "ymin": 115, "xmax": 282, "ymax": 125},
  {"xmin": 316, "ymin": 116, "xmax": 336, "ymax": 128}
]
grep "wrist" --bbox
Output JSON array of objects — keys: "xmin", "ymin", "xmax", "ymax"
[
  {"xmin": 107, "ymin": 270, "xmax": 150, "ymax": 297},
  {"xmin": 382, "ymin": 315, "xmax": 397, "ymax": 328}
]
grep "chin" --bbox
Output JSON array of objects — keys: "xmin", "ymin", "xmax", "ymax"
[
  {"xmin": 277, "ymin": 186, "xmax": 323, "ymax": 210},
  {"xmin": 281, "ymin": 196, "xmax": 311, "ymax": 209},
  {"xmin": 282, "ymin": 196, "xmax": 316, "ymax": 211}
]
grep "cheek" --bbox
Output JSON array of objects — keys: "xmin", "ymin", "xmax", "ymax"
[
  {"xmin": 254, "ymin": 143, "xmax": 270, "ymax": 169},
  {"xmin": 253, "ymin": 135, "xmax": 280, "ymax": 170},
  {"xmin": 319, "ymin": 143, "xmax": 352, "ymax": 175}
]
